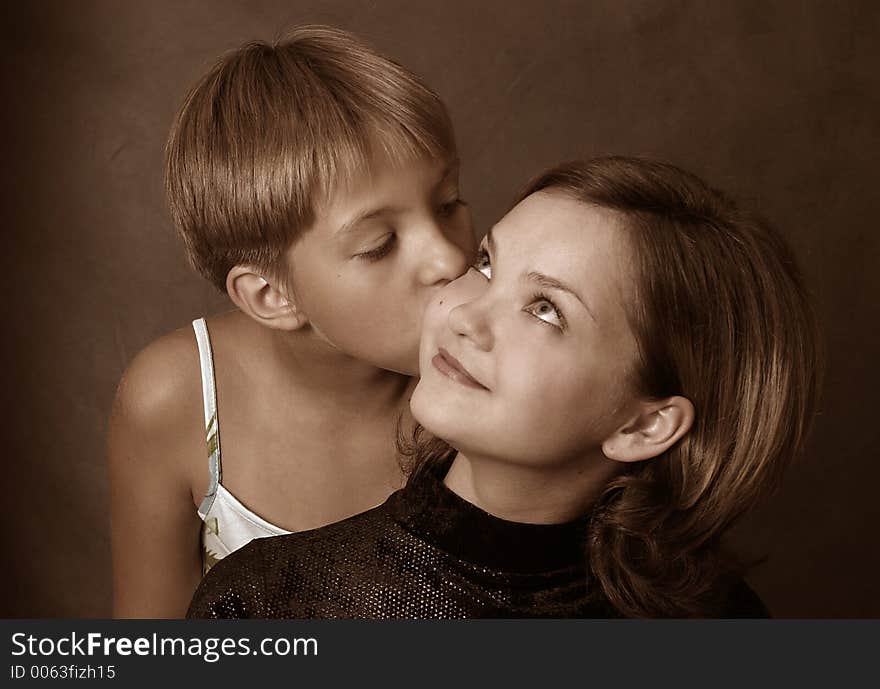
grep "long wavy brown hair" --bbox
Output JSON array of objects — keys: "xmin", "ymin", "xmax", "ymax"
[{"xmin": 401, "ymin": 156, "xmax": 823, "ymax": 617}]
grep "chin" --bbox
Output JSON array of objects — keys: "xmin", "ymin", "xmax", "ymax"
[
  {"xmin": 411, "ymin": 389, "xmax": 480, "ymax": 455},
  {"xmin": 410, "ymin": 383, "xmax": 455, "ymax": 435},
  {"xmin": 408, "ymin": 381, "xmax": 433, "ymax": 428}
]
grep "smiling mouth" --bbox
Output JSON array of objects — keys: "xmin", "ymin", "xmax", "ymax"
[{"xmin": 432, "ymin": 348, "xmax": 489, "ymax": 391}]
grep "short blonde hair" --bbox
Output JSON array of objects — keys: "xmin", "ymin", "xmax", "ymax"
[{"xmin": 165, "ymin": 25, "xmax": 456, "ymax": 290}]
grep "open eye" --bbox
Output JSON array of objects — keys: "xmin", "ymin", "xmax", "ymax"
[
  {"xmin": 524, "ymin": 295, "xmax": 565, "ymax": 330},
  {"xmin": 355, "ymin": 234, "xmax": 396, "ymax": 262},
  {"xmin": 471, "ymin": 247, "xmax": 492, "ymax": 279}
]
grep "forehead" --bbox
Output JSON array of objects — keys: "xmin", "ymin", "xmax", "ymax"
[
  {"xmin": 326, "ymin": 152, "xmax": 456, "ymax": 210},
  {"xmin": 301, "ymin": 151, "xmax": 457, "ymax": 244},
  {"xmin": 495, "ymin": 192, "xmax": 628, "ymax": 265},
  {"xmin": 490, "ymin": 191, "xmax": 634, "ymax": 311}
]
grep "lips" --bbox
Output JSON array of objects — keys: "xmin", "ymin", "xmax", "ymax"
[{"xmin": 432, "ymin": 347, "xmax": 488, "ymax": 391}]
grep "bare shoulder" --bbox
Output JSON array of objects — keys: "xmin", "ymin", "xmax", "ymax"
[
  {"xmin": 108, "ymin": 323, "xmax": 205, "ymax": 493},
  {"xmin": 112, "ymin": 324, "xmax": 202, "ymax": 440}
]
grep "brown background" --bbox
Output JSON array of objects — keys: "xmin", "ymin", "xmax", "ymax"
[{"xmin": 3, "ymin": 0, "xmax": 878, "ymax": 617}]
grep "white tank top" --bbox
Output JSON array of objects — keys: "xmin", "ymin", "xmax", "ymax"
[{"xmin": 192, "ymin": 318, "xmax": 290, "ymax": 574}]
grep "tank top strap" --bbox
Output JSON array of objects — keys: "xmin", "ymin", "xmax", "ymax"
[{"xmin": 192, "ymin": 317, "xmax": 222, "ymax": 520}]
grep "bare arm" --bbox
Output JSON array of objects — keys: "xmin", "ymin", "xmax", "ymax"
[{"xmin": 107, "ymin": 332, "xmax": 204, "ymax": 618}]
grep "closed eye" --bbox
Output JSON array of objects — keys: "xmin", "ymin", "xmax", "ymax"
[
  {"xmin": 438, "ymin": 198, "xmax": 468, "ymax": 218},
  {"xmin": 355, "ymin": 234, "xmax": 396, "ymax": 262}
]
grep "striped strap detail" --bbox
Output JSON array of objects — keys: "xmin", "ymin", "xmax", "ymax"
[{"xmin": 192, "ymin": 318, "xmax": 222, "ymax": 520}]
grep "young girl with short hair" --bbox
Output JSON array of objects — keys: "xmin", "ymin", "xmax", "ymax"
[{"xmin": 107, "ymin": 26, "xmax": 474, "ymax": 618}]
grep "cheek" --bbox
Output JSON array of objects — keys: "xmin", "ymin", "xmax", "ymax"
[
  {"xmin": 307, "ymin": 277, "xmax": 377, "ymax": 329},
  {"xmin": 496, "ymin": 348, "xmax": 626, "ymax": 449},
  {"xmin": 298, "ymin": 255, "xmax": 403, "ymax": 326},
  {"xmin": 445, "ymin": 269, "xmax": 489, "ymax": 304},
  {"xmin": 502, "ymin": 352, "xmax": 580, "ymax": 418},
  {"xmin": 286, "ymin": 241, "xmax": 422, "ymax": 371},
  {"xmin": 420, "ymin": 294, "xmax": 448, "ymax": 345}
]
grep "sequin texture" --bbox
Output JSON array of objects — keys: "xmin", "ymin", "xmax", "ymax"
[{"xmin": 187, "ymin": 459, "xmax": 765, "ymax": 619}]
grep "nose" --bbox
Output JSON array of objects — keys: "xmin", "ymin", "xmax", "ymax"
[
  {"xmin": 416, "ymin": 225, "xmax": 471, "ymax": 287},
  {"xmin": 447, "ymin": 292, "xmax": 493, "ymax": 351}
]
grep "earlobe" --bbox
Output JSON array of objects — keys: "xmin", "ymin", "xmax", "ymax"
[
  {"xmin": 602, "ymin": 396, "xmax": 695, "ymax": 463},
  {"xmin": 225, "ymin": 265, "xmax": 309, "ymax": 331}
]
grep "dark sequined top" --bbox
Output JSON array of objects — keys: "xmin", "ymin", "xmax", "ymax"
[{"xmin": 187, "ymin": 459, "xmax": 766, "ymax": 619}]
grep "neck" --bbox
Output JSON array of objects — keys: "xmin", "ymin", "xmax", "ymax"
[
  {"xmin": 443, "ymin": 449, "xmax": 621, "ymax": 524},
  {"xmin": 241, "ymin": 313, "xmax": 412, "ymax": 414}
]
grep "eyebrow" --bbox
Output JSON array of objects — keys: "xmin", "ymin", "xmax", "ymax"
[
  {"xmin": 336, "ymin": 159, "xmax": 461, "ymax": 238},
  {"xmin": 336, "ymin": 205, "xmax": 398, "ymax": 238},
  {"xmin": 485, "ymin": 227, "xmax": 597, "ymax": 322},
  {"xmin": 526, "ymin": 271, "xmax": 596, "ymax": 322}
]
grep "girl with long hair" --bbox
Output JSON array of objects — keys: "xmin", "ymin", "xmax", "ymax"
[{"xmin": 188, "ymin": 156, "xmax": 822, "ymax": 618}]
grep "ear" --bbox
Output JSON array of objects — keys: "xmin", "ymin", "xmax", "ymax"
[
  {"xmin": 601, "ymin": 396, "xmax": 695, "ymax": 463},
  {"xmin": 225, "ymin": 265, "xmax": 308, "ymax": 331}
]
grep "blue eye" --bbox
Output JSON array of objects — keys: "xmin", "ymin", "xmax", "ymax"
[
  {"xmin": 525, "ymin": 294, "xmax": 565, "ymax": 330},
  {"xmin": 355, "ymin": 234, "xmax": 396, "ymax": 262},
  {"xmin": 471, "ymin": 247, "xmax": 491, "ymax": 279}
]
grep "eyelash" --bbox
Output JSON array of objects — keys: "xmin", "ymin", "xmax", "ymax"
[
  {"xmin": 355, "ymin": 198, "xmax": 465, "ymax": 263},
  {"xmin": 527, "ymin": 292, "xmax": 566, "ymax": 331},
  {"xmin": 471, "ymin": 247, "xmax": 490, "ymax": 275},
  {"xmin": 438, "ymin": 198, "xmax": 467, "ymax": 218},
  {"xmin": 471, "ymin": 249, "xmax": 566, "ymax": 331},
  {"xmin": 356, "ymin": 234, "xmax": 396, "ymax": 262}
]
